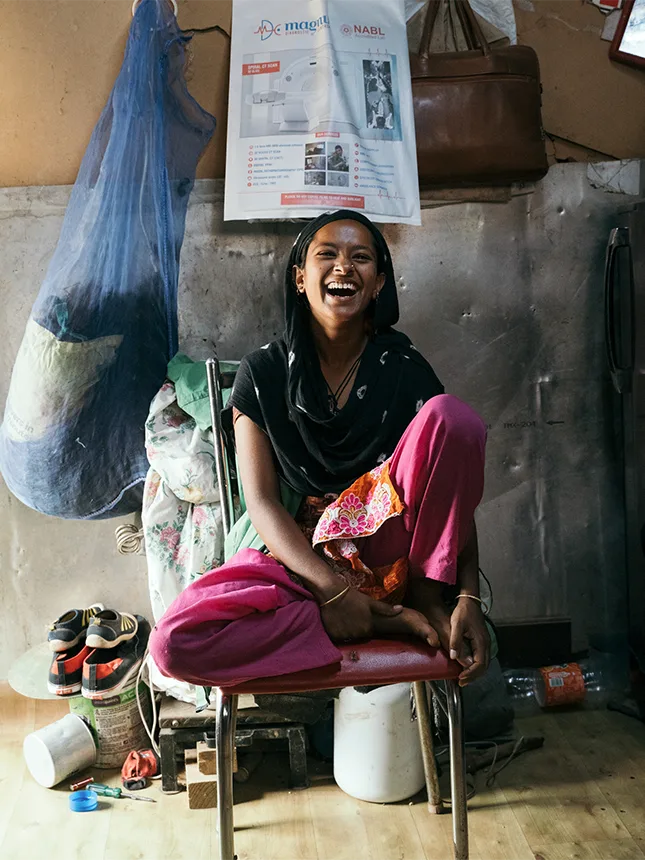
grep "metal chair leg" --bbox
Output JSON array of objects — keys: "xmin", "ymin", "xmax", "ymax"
[
  {"xmin": 412, "ymin": 681, "xmax": 443, "ymax": 813},
  {"xmin": 216, "ymin": 689, "xmax": 239, "ymax": 860},
  {"xmin": 446, "ymin": 679, "xmax": 468, "ymax": 860}
]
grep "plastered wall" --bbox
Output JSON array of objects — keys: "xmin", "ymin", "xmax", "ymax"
[{"xmin": 0, "ymin": 166, "xmax": 634, "ymax": 677}]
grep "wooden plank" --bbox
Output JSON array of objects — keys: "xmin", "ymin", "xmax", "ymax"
[
  {"xmin": 360, "ymin": 795, "xmax": 426, "ymax": 860},
  {"xmin": 234, "ymin": 753, "xmax": 318, "ymax": 860},
  {"xmin": 185, "ymin": 762, "xmax": 218, "ymax": 810},
  {"xmin": 496, "ymin": 714, "xmax": 630, "ymax": 846},
  {"xmin": 196, "ymin": 739, "xmax": 237, "ymax": 775},
  {"xmin": 307, "ymin": 777, "xmax": 373, "ymax": 860},
  {"xmin": 468, "ymin": 783, "xmax": 535, "ymax": 860},
  {"xmin": 159, "ymin": 693, "xmax": 288, "ymax": 729},
  {"xmin": 554, "ymin": 710, "xmax": 645, "ymax": 841},
  {"xmin": 531, "ymin": 838, "xmax": 645, "ymax": 859}
]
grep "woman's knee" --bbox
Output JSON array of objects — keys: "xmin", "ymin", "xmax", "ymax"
[
  {"xmin": 149, "ymin": 628, "xmax": 188, "ymax": 682},
  {"xmin": 418, "ymin": 394, "xmax": 487, "ymax": 448}
]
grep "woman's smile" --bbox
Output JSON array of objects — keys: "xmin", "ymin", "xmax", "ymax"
[{"xmin": 324, "ymin": 279, "xmax": 360, "ymax": 300}]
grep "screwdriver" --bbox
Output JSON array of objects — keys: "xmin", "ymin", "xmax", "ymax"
[{"xmin": 89, "ymin": 783, "xmax": 156, "ymax": 802}]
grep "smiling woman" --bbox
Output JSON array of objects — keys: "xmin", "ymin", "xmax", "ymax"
[
  {"xmin": 150, "ymin": 211, "xmax": 493, "ymax": 690},
  {"xmin": 293, "ymin": 220, "xmax": 385, "ymax": 365}
]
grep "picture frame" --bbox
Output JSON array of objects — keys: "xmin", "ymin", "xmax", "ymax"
[{"xmin": 610, "ymin": 0, "xmax": 645, "ymax": 70}]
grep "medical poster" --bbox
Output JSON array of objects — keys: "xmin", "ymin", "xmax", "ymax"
[{"xmin": 224, "ymin": 0, "xmax": 421, "ymax": 225}]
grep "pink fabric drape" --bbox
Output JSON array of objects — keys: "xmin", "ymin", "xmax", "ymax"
[{"xmin": 150, "ymin": 548, "xmax": 342, "ymax": 686}]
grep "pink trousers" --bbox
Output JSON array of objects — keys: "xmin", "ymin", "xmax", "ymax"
[
  {"xmin": 364, "ymin": 394, "xmax": 486, "ymax": 585},
  {"xmin": 150, "ymin": 395, "xmax": 486, "ymax": 686}
]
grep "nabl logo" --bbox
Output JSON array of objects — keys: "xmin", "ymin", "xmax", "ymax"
[{"xmin": 340, "ymin": 23, "xmax": 386, "ymax": 37}]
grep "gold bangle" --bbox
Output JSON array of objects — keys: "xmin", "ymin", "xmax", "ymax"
[
  {"xmin": 457, "ymin": 593, "xmax": 489, "ymax": 614},
  {"xmin": 319, "ymin": 585, "xmax": 351, "ymax": 609}
]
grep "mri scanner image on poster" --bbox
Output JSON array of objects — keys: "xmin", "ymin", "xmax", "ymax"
[
  {"xmin": 240, "ymin": 49, "xmax": 402, "ymax": 141},
  {"xmin": 363, "ymin": 60, "xmax": 396, "ymax": 131}
]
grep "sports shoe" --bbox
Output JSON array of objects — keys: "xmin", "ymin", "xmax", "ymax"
[
  {"xmin": 48, "ymin": 641, "xmax": 95, "ymax": 696},
  {"xmin": 86, "ymin": 609, "xmax": 139, "ymax": 649},
  {"xmin": 82, "ymin": 616, "xmax": 151, "ymax": 699},
  {"xmin": 48, "ymin": 603, "xmax": 105, "ymax": 652}
]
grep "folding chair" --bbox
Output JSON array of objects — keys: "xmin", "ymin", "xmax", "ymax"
[{"xmin": 205, "ymin": 355, "xmax": 469, "ymax": 860}]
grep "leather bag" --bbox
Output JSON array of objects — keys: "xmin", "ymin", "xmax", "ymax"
[{"xmin": 410, "ymin": 0, "xmax": 548, "ymax": 187}]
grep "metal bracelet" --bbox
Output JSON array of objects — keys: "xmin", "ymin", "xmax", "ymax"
[
  {"xmin": 319, "ymin": 585, "xmax": 351, "ymax": 609},
  {"xmin": 457, "ymin": 593, "xmax": 489, "ymax": 614}
]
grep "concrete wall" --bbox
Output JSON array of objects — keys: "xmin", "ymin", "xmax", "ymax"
[{"xmin": 0, "ymin": 165, "xmax": 638, "ymax": 677}]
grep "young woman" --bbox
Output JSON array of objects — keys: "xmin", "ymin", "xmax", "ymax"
[{"xmin": 151, "ymin": 211, "xmax": 491, "ymax": 688}]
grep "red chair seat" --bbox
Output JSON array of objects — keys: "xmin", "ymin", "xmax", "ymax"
[{"xmin": 220, "ymin": 638, "xmax": 460, "ymax": 695}]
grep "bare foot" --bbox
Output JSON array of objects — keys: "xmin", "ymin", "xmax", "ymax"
[
  {"xmin": 405, "ymin": 580, "xmax": 452, "ymax": 653},
  {"xmin": 372, "ymin": 606, "xmax": 441, "ymax": 648}
]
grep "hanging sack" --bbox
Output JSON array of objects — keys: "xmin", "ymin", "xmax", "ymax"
[
  {"xmin": 409, "ymin": 0, "xmax": 548, "ymax": 187},
  {"xmin": 0, "ymin": 0, "xmax": 216, "ymax": 519}
]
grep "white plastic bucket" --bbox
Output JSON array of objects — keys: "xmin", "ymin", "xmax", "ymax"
[
  {"xmin": 23, "ymin": 713, "xmax": 97, "ymax": 788},
  {"xmin": 334, "ymin": 683, "xmax": 425, "ymax": 803}
]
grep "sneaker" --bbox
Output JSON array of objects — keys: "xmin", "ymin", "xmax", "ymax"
[
  {"xmin": 48, "ymin": 603, "xmax": 105, "ymax": 652},
  {"xmin": 82, "ymin": 616, "xmax": 151, "ymax": 699},
  {"xmin": 86, "ymin": 609, "xmax": 139, "ymax": 649},
  {"xmin": 48, "ymin": 642, "xmax": 95, "ymax": 696}
]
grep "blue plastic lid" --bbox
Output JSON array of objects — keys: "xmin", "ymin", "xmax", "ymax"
[{"xmin": 69, "ymin": 789, "xmax": 98, "ymax": 812}]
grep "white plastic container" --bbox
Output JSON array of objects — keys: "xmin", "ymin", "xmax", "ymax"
[
  {"xmin": 23, "ymin": 713, "xmax": 97, "ymax": 788},
  {"xmin": 333, "ymin": 683, "xmax": 425, "ymax": 803}
]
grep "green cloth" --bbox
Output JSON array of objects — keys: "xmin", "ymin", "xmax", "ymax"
[
  {"xmin": 224, "ymin": 479, "xmax": 302, "ymax": 561},
  {"xmin": 167, "ymin": 353, "xmax": 240, "ymax": 430}
]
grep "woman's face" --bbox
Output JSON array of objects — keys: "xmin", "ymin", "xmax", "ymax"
[{"xmin": 294, "ymin": 220, "xmax": 385, "ymax": 327}]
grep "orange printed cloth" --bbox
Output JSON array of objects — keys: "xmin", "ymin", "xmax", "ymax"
[{"xmin": 296, "ymin": 461, "xmax": 408, "ymax": 604}]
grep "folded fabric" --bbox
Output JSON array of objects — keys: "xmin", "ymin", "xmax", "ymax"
[
  {"xmin": 167, "ymin": 353, "xmax": 239, "ymax": 431},
  {"xmin": 149, "ymin": 548, "xmax": 341, "ymax": 688}
]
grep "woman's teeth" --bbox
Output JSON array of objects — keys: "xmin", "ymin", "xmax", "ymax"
[{"xmin": 326, "ymin": 282, "xmax": 358, "ymax": 297}]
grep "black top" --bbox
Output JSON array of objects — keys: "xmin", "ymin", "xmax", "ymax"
[{"xmin": 229, "ymin": 335, "xmax": 444, "ymax": 495}]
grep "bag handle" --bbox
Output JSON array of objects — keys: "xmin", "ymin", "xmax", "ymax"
[{"xmin": 418, "ymin": 0, "xmax": 491, "ymax": 58}]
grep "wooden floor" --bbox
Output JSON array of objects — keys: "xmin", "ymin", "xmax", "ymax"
[{"xmin": 3, "ymin": 682, "xmax": 645, "ymax": 860}]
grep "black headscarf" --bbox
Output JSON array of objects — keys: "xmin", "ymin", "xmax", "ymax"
[{"xmin": 229, "ymin": 210, "xmax": 444, "ymax": 495}]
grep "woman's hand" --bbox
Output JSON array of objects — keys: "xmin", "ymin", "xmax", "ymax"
[
  {"xmin": 449, "ymin": 597, "xmax": 490, "ymax": 686},
  {"xmin": 320, "ymin": 588, "xmax": 402, "ymax": 641}
]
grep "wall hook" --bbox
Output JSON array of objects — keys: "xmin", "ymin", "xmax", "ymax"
[{"xmin": 132, "ymin": 0, "xmax": 178, "ymax": 18}]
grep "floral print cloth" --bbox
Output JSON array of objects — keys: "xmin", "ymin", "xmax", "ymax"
[
  {"xmin": 142, "ymin": 380, "xmax": 226, "ymax": 704},
  {"xmin": 308, "ymin": 461, "xmax": 408, "ymax": 603}
]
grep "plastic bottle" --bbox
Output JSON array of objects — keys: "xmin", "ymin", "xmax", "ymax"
[{"xmin": 503, "ymin": 652, "xmax": 625, "ymax": 717}]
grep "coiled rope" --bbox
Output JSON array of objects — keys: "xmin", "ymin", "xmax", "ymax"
[{"xmin": 115, "ymin": 523, "xmax": 145, "ymax": 555}]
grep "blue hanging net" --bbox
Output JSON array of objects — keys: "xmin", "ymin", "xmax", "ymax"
[{"xmin": 0, "ymin": 0, "xmax": 216, "ymax": 519}]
